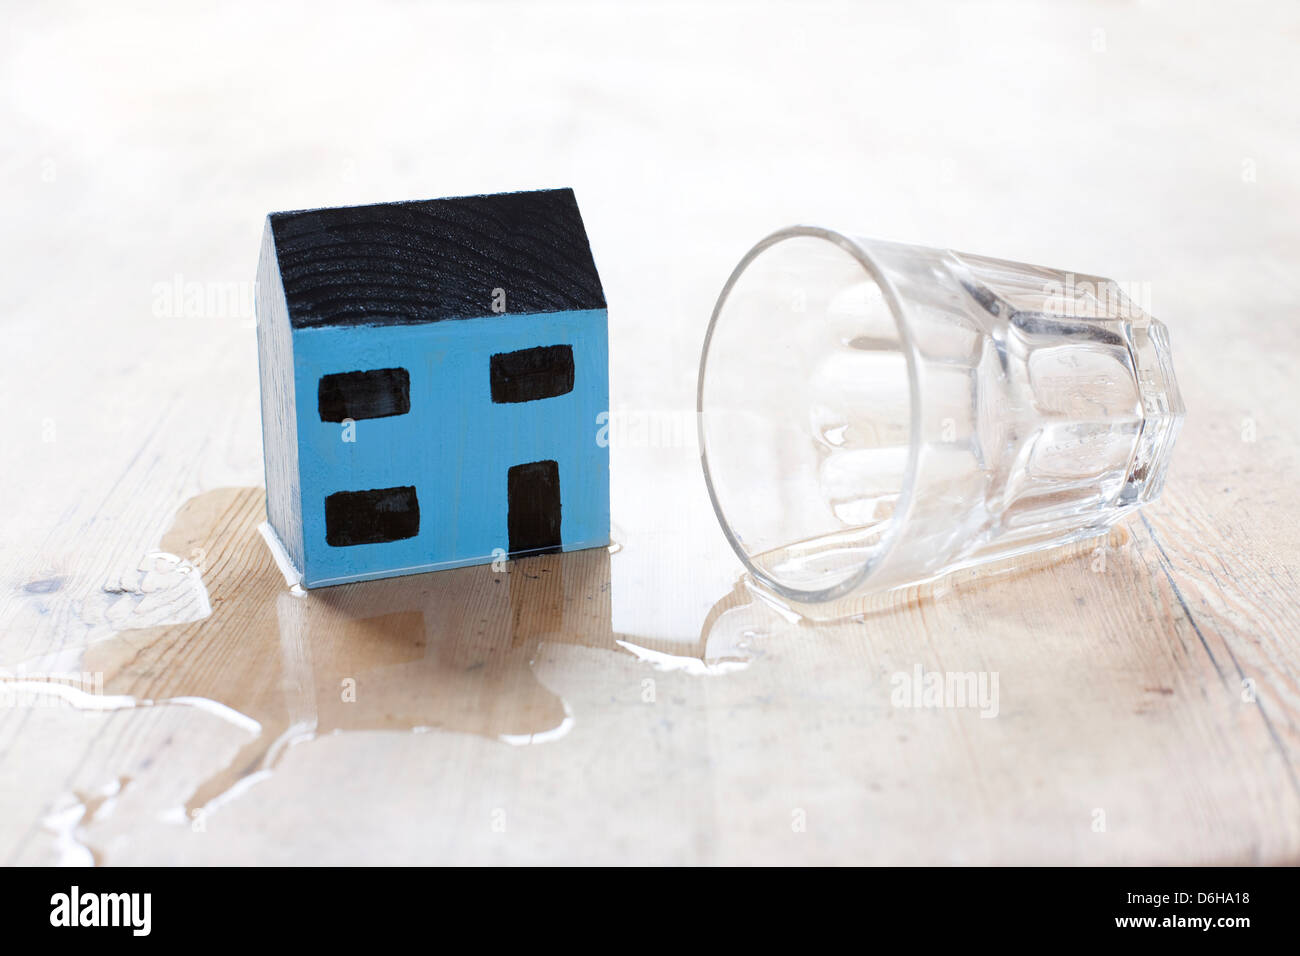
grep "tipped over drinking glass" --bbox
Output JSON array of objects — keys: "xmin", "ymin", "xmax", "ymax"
[{"xmin": 697, "ymin": 229, "xmax": 1184, "ymax": 606}]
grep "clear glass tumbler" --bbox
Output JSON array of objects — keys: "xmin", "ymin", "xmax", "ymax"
[{"xmin": 697, "ymin": 228, "xmax": 1185, "ymax": 604}]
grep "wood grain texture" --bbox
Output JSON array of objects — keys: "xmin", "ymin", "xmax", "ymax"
[
  {"xmin": 269, "ymin": 189, "xmax": 607, "ymax": 328},
  {"xmin": 259, "ymin": 191, "xmax": 610, "ymax": 587},
  {"xmin": 1, "ymin": 0, "xmax": 1298, "ymax": 865},
  {"xmin": 255, "ymin": 219, "xmax": 305, "ymax": 571}
]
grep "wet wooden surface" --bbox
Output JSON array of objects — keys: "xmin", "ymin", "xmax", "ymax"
[{"xmin": 2, "ymin": 0, "xmax": 1299, "ymax": 864}]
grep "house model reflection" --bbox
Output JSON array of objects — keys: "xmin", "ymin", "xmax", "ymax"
[{"xmin": 255, "ymin": 188, "xmax": 609, "ymax": 588}]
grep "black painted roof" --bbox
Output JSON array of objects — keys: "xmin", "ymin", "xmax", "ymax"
[{"xmin": 267, "ymin": 188, "xmax": 606, "ymax": 329}]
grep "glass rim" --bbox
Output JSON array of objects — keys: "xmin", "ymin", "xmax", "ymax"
[{"xmin": 696, "ymin": 225, "xmax": 924, "ymax": 603}]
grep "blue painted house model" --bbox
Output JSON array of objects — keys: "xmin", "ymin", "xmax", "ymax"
[{"xmin": 255, "ymin": 188, "xmax": 609, "ymax": 588}]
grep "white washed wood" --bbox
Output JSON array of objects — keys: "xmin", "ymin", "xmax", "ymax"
[{"xmin": 1, "ymin": 0, "xmax": 1298, "ymax": 865}]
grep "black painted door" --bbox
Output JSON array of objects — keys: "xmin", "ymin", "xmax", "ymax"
[{"xmin": 507, "ymin": 460, "xmax": 562, "ymax": 556}]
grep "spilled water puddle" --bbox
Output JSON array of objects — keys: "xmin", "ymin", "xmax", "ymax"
[
  {"xmin": 10, "ymin": 487, "xmax": 771, "ymax": 863},
  {"xmin": 41, "ymin": 777, "xmax": 130, "ymax": 867},
  {"xmin": 7, "ymin": 488, "xmax": 1138, "ymax": 864}
]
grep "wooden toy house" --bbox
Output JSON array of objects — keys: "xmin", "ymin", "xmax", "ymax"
[{"xmin": 255, "ymin": 188, "xmax": 609, "ymax": 588}]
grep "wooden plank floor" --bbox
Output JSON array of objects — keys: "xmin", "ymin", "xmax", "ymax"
[{"xmin": 1, "ymin": 0, "xmax": 1298, "ymax": 865}]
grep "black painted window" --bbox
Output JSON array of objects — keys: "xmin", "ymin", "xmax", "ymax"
[
  {"xmin": 507, "ymin": 460, "xmax": 562, "ymax": 555},
  {"xmin": 489, "ymin": 345, "xmax": 574, "ymax": 404},
  {"xmin": 325, "ymin": 486, "xmax": 420, "ymax": 547},
  {"xmin": 318, "ymin": 367, "xmax": 411, "ymax": 422}
]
